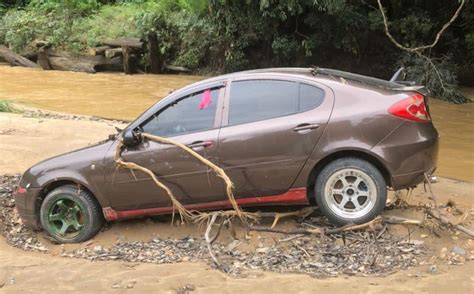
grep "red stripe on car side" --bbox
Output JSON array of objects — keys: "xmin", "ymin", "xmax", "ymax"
[{"xmin": 103, "ymin": 188, "xmax": 308, "ymax": 221}]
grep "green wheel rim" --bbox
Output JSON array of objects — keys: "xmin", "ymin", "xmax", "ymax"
[{"xmin": 47, "ymin": 198, "xmax": 85, "ymax": 239}]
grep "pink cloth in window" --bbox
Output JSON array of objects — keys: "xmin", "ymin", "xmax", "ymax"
[{"xmin": 199, "ymin": 89, "xmax": 212, "ymax": 110}]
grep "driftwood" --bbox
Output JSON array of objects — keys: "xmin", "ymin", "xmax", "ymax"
[
  {"xmin": 426, "ymin": 209, "xmax": 474, "ymax": 237},
  {"xmin": 0, "ymin": 45, "xmax": 40, "ymax": 68},
  {"xmin": 105, "ymin": 48, "xmax": 123, "ymax": 59},
  {"xmin": 250, "ymin": 216, "xmax": 382, "ymax": 235},
  {"xmin": 102, "ymin": 37, "xmax": 143, "ymax": 49},
  {"xmin": 42, "ymin": 51, "xmax": 123, "ymax": 73},
  {"xmin": 164, "ymin": 63, "xmax": 191, "ymax": 73},
  {"xmin": 48, "ymin": 55, "xmax": 100, "ymax": 73},
  {"xmin": 88, "ymin": 46, "xmax": 111, "ymax": 56}
]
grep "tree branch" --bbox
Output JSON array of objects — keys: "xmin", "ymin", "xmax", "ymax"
[{"xmin": 376, "ymin": 0, "xmax": 465, "ymax": 53}]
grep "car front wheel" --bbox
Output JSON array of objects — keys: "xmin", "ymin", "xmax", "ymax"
[
  {"xmin": 40, "ymin": 185, "xmax": 104, "ymax": 243},
  {"xmin": 315, "ymin": 157, "xmax": 387, "ymax": 225}
]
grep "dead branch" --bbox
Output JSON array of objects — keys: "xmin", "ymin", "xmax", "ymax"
[
  {"xmin": 205, "ymin": 214, "xmax": 221, "ymax": 267},
  {"xmin": 383, "ymin": 215, "xmax": 422, "ymax": 225},
  {"xmin": 250, "ymin": 216, "xmax": 382, "ymax": 235},
  {"xmin": 376, "ymin": 0, "xmax": 465, "ymax": 53},
  {"xmin": 141, "ymin": 133, "xmax": 248, "ymax": 224},
  {"xmin": 426, "ymin": 209, "xmax": 474, "ymax": 237},
  {"xmin": 377, "ymin": 0, "xmax": 465, "ymax": 95},
  {"xmin": 114, "ymin": 140, "xmax": 194, "ymax": 222},
  {"xmin": 264, "ymin": 207, "xmax": 315, "ymax": 228}
]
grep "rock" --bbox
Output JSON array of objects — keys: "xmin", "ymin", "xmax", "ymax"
[
  {"xmin": 428, "ymin": 264, "xmax": 437, "ymax": 273},
  {"xmin": 439, "ymin": 247, "xmax": 448, "ymax": 259},
  {"xmin": 451, "ymin": 246, "xmax": 466, "ymax": 256},
  {"xmin": 93, "ymin": 245, "xmax": 103, "ymax": 253},
  {"xmin": 225, "ymin": 240, "xmax": 241, "ymax": 252}
]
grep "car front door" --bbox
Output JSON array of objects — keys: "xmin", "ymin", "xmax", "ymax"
[
  {"xmin": 218, "ymin": 77, "xmax": 334, "ymax": 199},
  {"xmin": 106, "ymin": 83, "xmax": 227, "ymax": 210}
]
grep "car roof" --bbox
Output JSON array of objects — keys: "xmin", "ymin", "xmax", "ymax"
[{"xmin": 185, "ymin": 67, "xmax": 423, "ymax": 93}]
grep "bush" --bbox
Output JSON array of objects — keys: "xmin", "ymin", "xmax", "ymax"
[{"xmin": 0, "ymin": 100, "xmax": 17, "ymax": 113}]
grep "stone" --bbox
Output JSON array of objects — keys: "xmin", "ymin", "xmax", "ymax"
[
  {"xmin": 451, "ymin": 246, "xmax": 466, "ymax": 256},
  {"xmin": 428, "ymin": 264, "xmax": 437, "ymax": 273}
]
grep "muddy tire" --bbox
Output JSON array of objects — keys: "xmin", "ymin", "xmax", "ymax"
[
  {"xmin": 314, "ymin": 157, "xmax": 386, "ymax": 225},
  {"xmin": 40, "ymin": 185, "xmax": 104, "ymax": 243}
]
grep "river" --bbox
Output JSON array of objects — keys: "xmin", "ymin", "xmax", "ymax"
[{"xmin": 0, "ymin": 65, "xmax": 472, "ymax": 182}]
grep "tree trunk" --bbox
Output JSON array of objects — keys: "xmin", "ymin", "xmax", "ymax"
[
  {"xmin": 0, "ymin": 45, "xmax": 40, "ymax": 68},
  {"xmin": 147, "ymin": 32, "xmax": 162, "ymax": 74},
  {"xmin": 37, "ymin": 47, "xmax": 52, "ymax": 70},
  {"xmin": 122, "ymin": 46, "xmax": 137, "ymax": 74},
  {"xmin": 105, "ymin": 48, "xmax": 123, "ymax": 59}
]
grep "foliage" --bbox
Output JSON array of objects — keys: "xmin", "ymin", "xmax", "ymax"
[
  {"xmin": 401, "ymin": 53, "xmax": 468, "ymax": 103},
  {"xmin": 0, "ymin": 100, "xmax": 17, "ymax": 113}
]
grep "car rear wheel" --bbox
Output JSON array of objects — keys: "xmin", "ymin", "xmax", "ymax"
[
  {"xmin": 315, "ymin": 157, "xmax": 386, "ymax": 225},
  {"xmin": 40, "ymin": 185, "xmax": 104, "ymax": 243}
]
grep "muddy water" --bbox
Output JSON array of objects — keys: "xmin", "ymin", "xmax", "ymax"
[
  {"xmin": 0, "ymin": 65, "xmax": 472, "ymax": 181},
  {"xmin": 0, "ymin": 65, "xmax": 203, "ymax": 120},
  {"xmin": 429, "ymin": 93, "xmax": 474, "ymax": 182}
]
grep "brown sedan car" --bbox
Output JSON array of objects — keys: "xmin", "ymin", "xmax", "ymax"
[{"xmin": 14, "ymin": 68, "xmax": 438, "ymax": 243}]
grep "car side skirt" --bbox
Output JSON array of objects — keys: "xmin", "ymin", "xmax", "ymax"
[{"xmin": 103, "ymin": 187, "xmax": 308, "ymax": 221}]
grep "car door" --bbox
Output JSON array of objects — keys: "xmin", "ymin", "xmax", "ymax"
[
  {"xmin": 218, "ymin": 77, "xmax": 334, "ymax": 199},
  {"xmin": 106, "ymin": 84, "xmax": 227, "ymax": 210}
]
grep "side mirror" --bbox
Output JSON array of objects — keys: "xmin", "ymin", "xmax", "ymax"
[{"xmin": 122, "ymin": 129, "xmax": 141, "ymax": 147}]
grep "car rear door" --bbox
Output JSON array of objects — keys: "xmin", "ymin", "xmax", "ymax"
[
  {"xmin": 106, "ymin": 82, "xmax": 227, "ymax": 210},
  {"xmin": 218, "ymin": 76, "xmax": 334, "ymax": 198}
]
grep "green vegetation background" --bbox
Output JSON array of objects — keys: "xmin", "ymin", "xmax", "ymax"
[{"xmin": 0, "ymin": 0, "xmax": 473, "ymax": 102}]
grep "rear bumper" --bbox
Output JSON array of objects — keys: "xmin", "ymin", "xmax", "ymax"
[
  {"xmin": 372, "ymin": 122, "xmax": 439, "ymax": 190},
  {"xmin": 13, "ymin": 187, "xmax": 41, "ymax": 230}
]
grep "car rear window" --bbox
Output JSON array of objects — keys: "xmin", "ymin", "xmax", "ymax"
[
  {"xmin": 228, "ymin": 80, "xmax": 324, "ymax": 125},
  {"xmin": 299, "ymin": 83, "xmax": 325, "ymax": 112}
]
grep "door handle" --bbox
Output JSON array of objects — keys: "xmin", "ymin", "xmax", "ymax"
[
  {"xmin": 187, "ymin": 140, "xmax": 213, "ymax": 149},
  {"xmin": 293, "ymin": 123, "xmax": 320, "ymax": 132}
]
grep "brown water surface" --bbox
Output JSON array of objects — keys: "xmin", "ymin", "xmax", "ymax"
[
  {"xmin": 0, "ymin": 65, "xmax": 203, "ymax": 120},
  {"xmin": 0, "ymin": 65, "xmax": 472, "ymax": 181}
]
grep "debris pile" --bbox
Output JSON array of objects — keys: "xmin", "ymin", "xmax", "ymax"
[
  {"xmin": 60, "ymin": 231, "xmax": 425, "ymax": 277},
  {"xmin": 0, "ymin": 174, "xmax": 426, "ymax": 277},
  {"xmin": 0, "ymin": 174, "xmax": 47, "ymax": 252}
]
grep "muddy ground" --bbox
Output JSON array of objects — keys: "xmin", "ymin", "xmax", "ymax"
[{"xmin": 0, "ymin": 110, "xmax": 473, "ymax": 293}]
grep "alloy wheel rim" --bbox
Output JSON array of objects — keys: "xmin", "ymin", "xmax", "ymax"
[
  {"xmin": 47, "ymin": 198, "xmax": 84, "ymax": 239},
  {"xmin": 324, "ymin": 168, "xmax": 377, "ymax": 219}
]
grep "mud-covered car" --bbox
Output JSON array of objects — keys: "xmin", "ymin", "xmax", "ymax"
[{"xmin": 14, "ymin": 68, "xmax": 438, "ymax": 243}]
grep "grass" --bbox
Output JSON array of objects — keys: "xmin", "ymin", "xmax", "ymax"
[{"xmin": 0, "ymin": 100, "xmax": 17, "ymax": 113}]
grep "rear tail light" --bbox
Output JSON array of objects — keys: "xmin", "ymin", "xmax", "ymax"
[{"xmin": 388, "ymin": 93, "xmax": 431, "ymax": 122}]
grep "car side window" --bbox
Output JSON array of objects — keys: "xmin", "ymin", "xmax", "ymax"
[
  {"xmin": 228, "ymin": 80, "xmax": 298, "ymax": 125},
  {"xmin": 141, "ymin": 88, "xmax": 219, "ymax": 137},
  {"xmin": 299, "ymin": 83, "xmax": 325, "ymax": 112}
]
